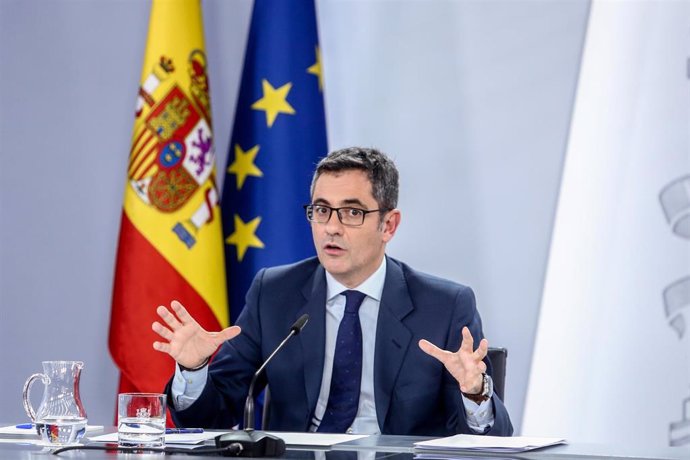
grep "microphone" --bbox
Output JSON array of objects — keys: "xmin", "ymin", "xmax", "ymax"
[
  {"xmin": 215, "ymin": 314, "xmax": 309, "ymax": 457},
  {"xmin": 244, "ymin": 313, "xmax": 309, "ymax": 429}
]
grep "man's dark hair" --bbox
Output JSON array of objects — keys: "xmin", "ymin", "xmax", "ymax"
[{"xmin": 310, "ymin": 147, "xmax": 399, "ymax": 212}]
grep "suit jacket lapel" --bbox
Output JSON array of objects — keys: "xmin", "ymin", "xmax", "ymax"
[
  {"xmin": 297, "ymin": 265, "xmax": 327, "ymax": 414},
  {"xmin": 374, "ymin": 257, "xmax": 414, "ymax": 429}
]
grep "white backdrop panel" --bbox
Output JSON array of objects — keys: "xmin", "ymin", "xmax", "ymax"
[{"xmin": 523, "ymin": 0, "xmax": 690, "ymax": 448}]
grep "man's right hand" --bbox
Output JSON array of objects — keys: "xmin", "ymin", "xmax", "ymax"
[{"xmin": 152, "ymin": 300, "xmax": 241, "ymax": 369}]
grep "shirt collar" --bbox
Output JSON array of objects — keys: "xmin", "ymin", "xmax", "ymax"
[{"xmin": 325, "ymin": 256, "xmax": 387, "ymax": 303}]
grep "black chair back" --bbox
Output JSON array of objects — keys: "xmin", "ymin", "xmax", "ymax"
[{"xmin": 487, "ymin": 346, "xmax": 507, "ymax": 401}]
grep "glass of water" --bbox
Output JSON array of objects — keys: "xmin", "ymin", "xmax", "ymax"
[{"xmin": 117, "ymin": 393, "xmax": 166, "ymax": 448}]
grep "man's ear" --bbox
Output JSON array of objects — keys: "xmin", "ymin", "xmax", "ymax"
[{"xmin": 381, "ymin": 209, "xmax": 401, "ymax": 243}]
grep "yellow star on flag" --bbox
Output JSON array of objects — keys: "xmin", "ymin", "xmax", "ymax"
[
  {"xmin": 227, "ymin": 144, "xmax": 263, "ymax": 190},
  {"xmin": 307, "ymin": 46, "xmax": 324, "ymax": 91},
  {"xmin": 225, "ymin": 215, "xmax": 265, "ymax": 262},
  {"xmin": 251, "ymin": 79, "xmax": 296, "ymax": 127}
]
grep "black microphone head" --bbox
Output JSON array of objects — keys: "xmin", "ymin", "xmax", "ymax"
[{"xmin": 290, "ymin": 314, "xmax": 309, "ymax": 335}]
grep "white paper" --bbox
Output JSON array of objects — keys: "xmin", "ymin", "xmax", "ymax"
[
  {"xmin": 89, "ymin": 430, "xmax": 367, "ymax": 447},
  {"xmin": 0, "ymin": 438, "xmax": 44, "ymax": 445},
  {"xmin": 414, "ymin": 435, "xmax": 565, "ymax": 453},
  {"xmin": 0, "ymin": 424, "xmax": 103, "ymax": 436},
  {"xmin": 88, "ymin": 431, "xmax": 221, "ymax": 445},
  {"xmin": 266, "ymin": 432, "xmax": 368, "ymax": 447},
  {"xmin": 166, "ymin": 432, "xmax": 222, "ymax": 444}
]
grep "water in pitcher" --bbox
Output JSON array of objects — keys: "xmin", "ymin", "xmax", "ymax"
[
  {"xmin": 35, "ymin": 417, "xmax": 87, "ymax": 445},
  {"xmin": 22, "ymin": 361, "xmax": 88, "ymax": 446}
]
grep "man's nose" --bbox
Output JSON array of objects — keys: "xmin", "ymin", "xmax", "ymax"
[{"xmin": 324, "ymin": 210, "xmax": 344, "ymax": 233}]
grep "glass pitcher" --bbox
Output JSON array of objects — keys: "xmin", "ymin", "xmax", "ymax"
[{"xmin": 22, "ymin": 361, "xmax": 88, "ymax": 445}]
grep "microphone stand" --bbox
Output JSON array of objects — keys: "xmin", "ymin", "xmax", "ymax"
[{"xmin": 215, "ymin": 314, "xmax": 309, "ymax": 457}]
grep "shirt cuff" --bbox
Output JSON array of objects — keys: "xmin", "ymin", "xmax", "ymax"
[
  {"xmin": 461, "ymin": 375, "xmax": 495, "ymax": 433},
  {"xmin": 170, "ymin": 363, "xmax": 209, "ymax": 411}
]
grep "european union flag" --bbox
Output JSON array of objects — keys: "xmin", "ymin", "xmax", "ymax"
[{"xmin": 221, "ymin": 0, "xmax": 327, "ymax": 325}]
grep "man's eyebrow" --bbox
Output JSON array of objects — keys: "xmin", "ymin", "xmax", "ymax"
[
  {"xmin": 312, "ymin": 198, "xmax": 368, "ymax": 208},
  {"xmin": 340, "ymin": 198, "xmax": 367, "ymax": 208}
]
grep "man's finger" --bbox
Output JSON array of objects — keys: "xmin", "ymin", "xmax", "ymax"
[
  {"xmin": 151, "ymin": 321, "xmax": 173, "ymax": 340},
  {"xmin": 217, "ymin": 325, "xmax": 241, "ymax": 342},
  {"xmin": 157, "ymin": 305, "xmax": 183, "ymax": 331},
  {"xmin": 418, "ymin": 339, "xmax": 452, "ymax": 363},
  {"xmin": 152, "ymin": 341, "xmax": 170, "ymax": 354},
  {"xmin": 459, "ymin": 326, "xmax": 474, "ymax": 352},
  {"xmin": 210, "ymin": 325, "xmax": 241, "ymax": 344},
  {"xmin": 170, "ymin": 300, "xmax": 195, "ymax": 324},
  {"xmin": 474, "ymin": 338, "xmax": 489, "ymax": 360}
]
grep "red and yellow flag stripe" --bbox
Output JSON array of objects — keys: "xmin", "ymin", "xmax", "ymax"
[{"xmin": 109, "ymin": 0, "xmax": 228, "ymax": 398}]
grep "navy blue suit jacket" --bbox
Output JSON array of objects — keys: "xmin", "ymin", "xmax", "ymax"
[{"xmin": 167, "ymin": 256, "xmax": 513, "ymax": 436}]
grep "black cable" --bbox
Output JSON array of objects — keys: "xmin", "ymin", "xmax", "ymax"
[{"xmin": 51, "ymin": 442, "xmax": 243, "ymax": 456}]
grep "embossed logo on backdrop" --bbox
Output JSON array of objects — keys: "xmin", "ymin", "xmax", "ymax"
[{"xmin": 660, "ymin": 175, "xmax": 690, "ymax": 446}]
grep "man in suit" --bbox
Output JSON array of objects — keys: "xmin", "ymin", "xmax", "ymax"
[{"xmin": 152, "ymin": 147, "xmax": 513, "ymax": 436}]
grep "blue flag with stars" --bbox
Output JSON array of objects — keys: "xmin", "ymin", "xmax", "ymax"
[{"xmin": 221, "ymin": 0, "xmax": 328, "ymax": 325}]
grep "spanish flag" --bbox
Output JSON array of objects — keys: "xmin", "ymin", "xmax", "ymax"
[{"xmin": 109, "ymin": 0, "xmax": 228, "ymax": 398}]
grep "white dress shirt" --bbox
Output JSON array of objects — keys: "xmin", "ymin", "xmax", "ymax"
[
  {"xmin": 171, "ymin": 257, "xmax": 495, "ymax": 433},
  {"xmin": 308, "ymin": 256, "xmax": 386, "ymax": 434}
]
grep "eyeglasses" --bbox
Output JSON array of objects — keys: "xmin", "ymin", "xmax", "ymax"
[{"xmin": 303, "ymin": 204, "xmax": 387, "ymax": 227}]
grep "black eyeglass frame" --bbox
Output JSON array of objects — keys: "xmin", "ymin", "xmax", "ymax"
[{"xmin": 303, "ymin": 204, "xmax": 388, "ymax": 227}]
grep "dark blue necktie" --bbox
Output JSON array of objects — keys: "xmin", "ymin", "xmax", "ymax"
[{"xmin": 317, "ymin": 290, "xmax": 367, "ymax": 433}]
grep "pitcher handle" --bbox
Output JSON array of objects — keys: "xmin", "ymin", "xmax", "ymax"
[{"xmin": 22, "ymin": 373, "xmax": 49, "ymax": 422}]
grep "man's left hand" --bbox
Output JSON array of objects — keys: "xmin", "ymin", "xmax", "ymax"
[{"xmin": 419, "ymin": 326, "xmax": 488, "ymax": 394}]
